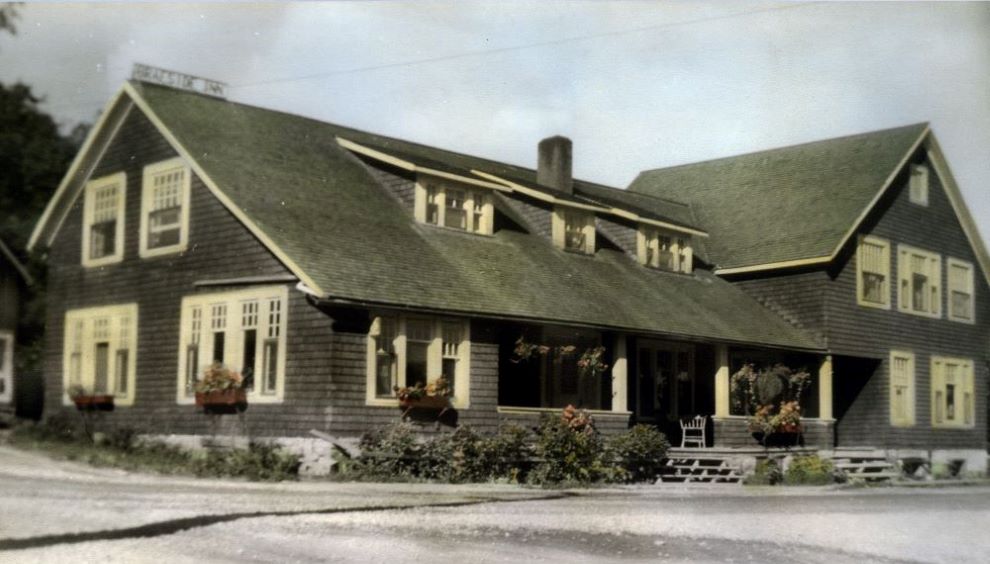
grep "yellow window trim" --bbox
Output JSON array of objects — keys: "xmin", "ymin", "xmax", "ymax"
[
  {"xmin": 176, "ymin": 285, "xmax": 289, "ymax": 405},
  {"xmin": 63, "ymin": 303, "xmax": 138, "ymax": 406},
  {"xmin": 81, "ymin": 172, "xmax": 127, "ymax": 268},
  {"xmin": 366, "ymin": 314, "xmax": 471, "ymax": 410},
  {"xmin": 888, "ymin": 350, "xmax": 915, "ymax": 427},
  {"xmin": 930, "ymin": 356, "xmax": 975, "ymax": 429},
  {"xmin": 856, "ymin": 235, "xmax": 891, "ymax": 310},
  {"xmin": 139, "ymin": 157, "xmax": 192, "ymax": 258}
]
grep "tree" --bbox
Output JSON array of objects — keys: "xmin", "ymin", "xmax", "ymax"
[
  {"xmin": 1, "ymin": 3, "xmax": 19, "ymax": 36},
  {"xmin": 0, "ymin": 82, "xmax": 77, "ymax": 252}
]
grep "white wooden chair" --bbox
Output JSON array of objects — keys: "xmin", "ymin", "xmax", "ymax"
[{"xmin": 680, "ymin": 415, "xmax": 707, "ymax": 448}]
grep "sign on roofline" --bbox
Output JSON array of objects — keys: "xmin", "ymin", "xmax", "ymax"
[{"xmin": 131, "ymin": 63, "xmax": 227, "ymax": 99}]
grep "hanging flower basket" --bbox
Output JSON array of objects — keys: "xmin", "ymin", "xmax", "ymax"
[{"xmin": 72, "ymin": 394, "xmax": 115, "ymax": 411}]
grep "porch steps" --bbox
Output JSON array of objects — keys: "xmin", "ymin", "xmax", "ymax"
[
  {"xmin": 830, "ymin": 452, "xmax": 901, "ymax": 482},
  {"xmin": 658, "ymin": 456, "xmax": 745, "ymax": 484}
]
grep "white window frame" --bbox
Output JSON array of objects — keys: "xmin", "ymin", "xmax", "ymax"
[
  {"xmin": 909, "ymin": 164, "xmax": 929, "ymax": 206},
  {"xmin": 888, "ymin": 350, "xmax": 915, "ymax": 427},
  {"xmin": 62, "ymin": 304, "xmax": 138, "ymax": 406},
  {"xmin": 139, "ymin": 157, "xmax": 192, "ymax": 258},
  {"xmin": 946, "ymin": 257, "xmax": 975, "ymax": 324},
  {"xmin": 366, "ymin": 314, "xmax": 470, "ymax": 409},
  {"xmin": 0, "ymin": 330, "xmax": 13, "ymax": 404},
  {"xmin": 856, "ymin": 235, "xmax": 891, "ymax": 309},
  {"xmin": 414, "ymin": 177, "xmax": 494, "ymax": 235},
  {"xmin": 176, "ymin": 286, "xmax": 288, "ymax": 404},
  {"xmin": 552, "ymin": 206, "xmax": 595, "ymax": 254},
  {"xmin": 930, "ymin": 356, "xmax": 975, "ymax": 429},
  {"xmin": 897, "ymin": 244, "xmax": 942, "ymax": 319},
  {"xmin": 81, "ymin": 172, "xmax": 127, "ymax": 267},
  {"xmin": 637, "ymin": 225, "xmax": 692, "ymax": 273}
]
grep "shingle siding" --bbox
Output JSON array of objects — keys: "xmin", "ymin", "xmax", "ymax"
[
  {"xmin": 0, "ymin": 268, "xmax": 17, "ymax": 332},
  {"xmin": 42, "ymin": 108, "xmax": 340, "ymax": 437},
  {"xmin": 732, "ymin": 152, "xmax": 989, "ymax": 450}
]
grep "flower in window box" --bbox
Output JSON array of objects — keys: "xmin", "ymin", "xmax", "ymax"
[
  {"xmin": 394, "ymin": 376, "xmax": 452, "ymax": 410},
  {"xmin": 194, "ymin": 363, "xmax": 246, "ymax": 413}
]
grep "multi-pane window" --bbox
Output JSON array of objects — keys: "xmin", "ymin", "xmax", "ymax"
[
  {"xmin": 366, "ymin": 314, "xmax": 470, "ymax": 407},
  {"xmin": 63, "ymin": 304, "xmax": 138, "ymax": 405},
  {"xmin": 897, "ymin": 245, "xmax": 941, "ymax": 318},
  {"xmin": 889, "ymin": 350, "xmax": 915, "ymax": 426},
  {"xmin": 184, "ymin": 307, "xmax": 202, "ymax": 395},
  {"xmin": 554, "ymin": 206, "xmax": 595, "ymax": 254},
  {"xmin": 931, "ymin": 356, "xmax": 975, "ymax": 428},
  {"xmin": 909, "ymin": 164, "xmax": 929, "ymax": 206},
  {"xmin": 857, "ymin": 236, "xmax": 890, "ymax": 308},
  {"xmin": 140, "ymin": 158, "xmax": 191, "ymax": 257},
  {"xmin": 82, "ymin": 173, "xmax": 126, "ymax": 266},
  {"xmin": 0, "ymin": 330, "xmax": 12, "ymax": 403},
  {"xmin": 416, "ymin": 178, "xmax": 493, "ymax": 235},
  {"xmin": 639, "ymin": 226, "xmax": 691, "ymax": 273},
  {"xmin": 947, "ymin": 258, "xmax": 974, "ymax": 322},
  {"xmin": 177, "ymin": 286, "xmax": 288, "ymax": 403}
]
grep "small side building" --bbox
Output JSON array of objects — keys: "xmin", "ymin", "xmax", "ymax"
[{"xmin": 0, "ymin": 237, "xmax": 32, "ymax": 422}]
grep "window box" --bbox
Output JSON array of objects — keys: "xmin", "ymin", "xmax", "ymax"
[
  {"xmin": 195, "ymin": 389, "xmax": 248, "ymax": 414},
  {"xmin": 398, "ymin": 394, "xmax": 450, "ymax": 411},
  {"xmin": 72, "ymin": 394, "xmax": 115, "ymax": 411}
]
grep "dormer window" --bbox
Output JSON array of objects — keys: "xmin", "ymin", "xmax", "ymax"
[
  {"xmin": 415, "ymin": 178, "xmax": 493, "ymax": 235},
  {"xmin": 909, "ymin": 164, "xmax": 929, "ymax": 206},
  {"xmin": 553, "ymin": 206, "xmax": 595, "ymax": 254},
  {"xmin": 638, "ymin": 226, "xmax": 692, "ymax": 273}
]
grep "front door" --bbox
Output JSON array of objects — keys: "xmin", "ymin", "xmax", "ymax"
[{"xmin": 636, "ymin": 341, "xmax": 696, "ymax": 438}]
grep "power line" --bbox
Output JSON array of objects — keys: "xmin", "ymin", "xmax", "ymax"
[{"xmin": 229, "ymin": 2, "xmax": 820, "ymax": 90}]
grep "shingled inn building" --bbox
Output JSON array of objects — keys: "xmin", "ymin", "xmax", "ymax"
[{"xmin": 26, "ymin": 78, "xmax": 989, "ymax": 476}]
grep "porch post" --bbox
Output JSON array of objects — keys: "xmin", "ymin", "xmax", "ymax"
[
  {"xmin": 611, "ymin": 335, "xmax": 628, "ymax": 412},
  {"xmin": 714, "ymin": 344, "xmax": 730, "ymax": 417},
  {"xmin": 818, "ymin": 354, "xmax": 833, "ymax": 420}
]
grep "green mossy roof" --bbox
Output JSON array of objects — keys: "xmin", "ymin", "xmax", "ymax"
[
  {"xmin": 134, "ymin": 82, "xmax": 820, "ymax": 350},
  {"xmin": 629, "ymin": 124, "xmax": 928, "ymax": 270}
]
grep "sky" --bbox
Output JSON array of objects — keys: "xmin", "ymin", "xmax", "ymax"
[{"xmin": 2, "ymin": 1, "xmax": 989, "ymax": 245}]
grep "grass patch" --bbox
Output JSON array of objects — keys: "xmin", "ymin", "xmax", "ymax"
[{"xmin": 7, "ymin": 414, "xmax": 300, "ymax": 481}]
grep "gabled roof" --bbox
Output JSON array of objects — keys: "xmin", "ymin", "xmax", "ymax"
[
  {"xmin": 0, "ymin": 237, "xmax": 32, "ymax": 285},
  {"xmin": 28, "ymin": 82, "xmax": 821, "ymax": 351},
  {"xmin": 629, "ymin": 124, "xmax": 937, "ymax": 272}
]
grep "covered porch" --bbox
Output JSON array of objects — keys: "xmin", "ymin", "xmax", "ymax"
[{"xmin": 493, "ymin": 321, "xmax": 834, "ymax": 449}]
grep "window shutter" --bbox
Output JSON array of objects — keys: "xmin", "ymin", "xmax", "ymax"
[{"xmin": 898, "ymin": 248, "xmax": 909, "ymax": 309}]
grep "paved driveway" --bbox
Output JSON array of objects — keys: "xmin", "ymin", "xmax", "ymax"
[{"xmin": 1, "ymin": 446, "xmax": 988, "ymax": 563}]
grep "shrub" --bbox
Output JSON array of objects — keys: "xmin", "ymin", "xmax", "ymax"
[
  {"xmin": 105, "ymin": 427, "xmax": 139, "ymax": 452},
  {"xmin": 10, "ymin": 412, "xmax": 82, "ymax": 443},
  {"xmin": 607, "ymin": 424, "xmax": 670, "ymax": 483},
  {"xmin": 355, "ymin": 422, "xmax": 424, "ymax": 480},
  {"xmin": 784, "ymin": 455, "xmax": 835, "ymax": 485},
  {"xmin": 190, "ymin": 442, "xmax": 300, "ymax": 481},
  {"xmin": 744, "ymin": 458, "xmax": 783, "ymax": 485},
  {"xmin": 528, "ymin": 406, "xmax": 615, "ymax": 486},
  {"xmin": 478, "ymin": 425, "xmax": 533, "ymax": 483}
]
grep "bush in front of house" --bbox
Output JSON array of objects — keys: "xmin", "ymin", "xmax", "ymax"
[
  {"xmin": 352, "ymin": 408, "xmax": 672, "ymax": 486},
  {"xmin": 527, "ymin": 406, "xmax": 618, "ymax": 486},
  {"xmin": 784, "ymin": 454, "xmax": 836, "ymax": 485},
  {"xmin": 743, "ymin": 458, "xmax": 783, "ymax": 485},
  {"xmin": 606, "ymin": 424, "xmax": 670, "ymax": 483}
]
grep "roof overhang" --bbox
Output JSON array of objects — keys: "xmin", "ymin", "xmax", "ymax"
[
  {"xmin": 715, "ymin": 126, "xmax": 990, "ymax": 288},
  {"xmin": 27, "ymin": 81, "xmax": 327, "ymax": 296}
]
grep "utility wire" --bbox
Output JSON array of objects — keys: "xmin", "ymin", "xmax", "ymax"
[{"xmin": 229, "ymin": 1, "xmax": 820, "ymax": 89}]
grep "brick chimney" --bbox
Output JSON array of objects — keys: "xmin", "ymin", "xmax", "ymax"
[{"xmin": 537, "ymin": 135, "xmax": 573, "ymax": 194}]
